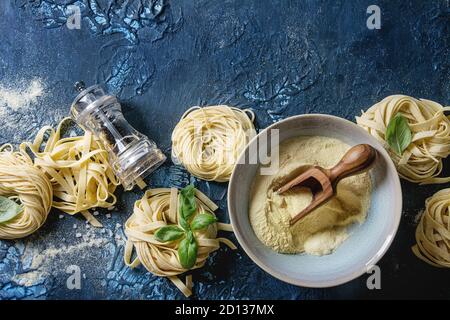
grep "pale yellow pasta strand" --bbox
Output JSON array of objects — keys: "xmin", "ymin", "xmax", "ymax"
[
  {"xmin": 124, "ymin": 187, "xmax": 235, "ymax": 297},
  {"xmin": 356, "ymin": 95, "xmax": 450, "ymax": 184},
  {"xmin": 0, "ymin": 145, "xmax": 53, "ymax": 239},
  {"xmin": 412, "ymin": 188, "xmax": 450, "ymax": 267},
  {"xmin": 171, "ymin": 105, "xmax": 256, "ymax": 182},
  {"xmin": 20, "ymin": 118, "xmax": 120, "ymax": 226}
]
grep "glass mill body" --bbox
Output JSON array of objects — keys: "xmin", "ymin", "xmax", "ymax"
[{"xmin": 70, "ymin": 82, "xmax": 166, "ymax": 190}]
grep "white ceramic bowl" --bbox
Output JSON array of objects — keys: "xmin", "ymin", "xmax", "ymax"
[{"xmin": 228, "ymin": 114, "xmax": 402, "ymax": 287}]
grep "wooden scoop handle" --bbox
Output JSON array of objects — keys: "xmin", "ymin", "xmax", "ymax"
[{"xmin": 327, "ymin": 144, "xmax": 377, "ymax": 185}]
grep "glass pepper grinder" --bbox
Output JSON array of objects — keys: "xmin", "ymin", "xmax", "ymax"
[{"xmin": 70, "ymin": 81, "xmax": 166, "ymax": 190}]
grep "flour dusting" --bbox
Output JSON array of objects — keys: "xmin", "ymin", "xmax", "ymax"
[
  {"xmin": 0, "ymin": 79, "xmax": 44, "ymax": 111},
  {"xmin": 12, "ymin": 228, "xmax": 110, "ymax": 287},
  {"xmin": 414, "ymin": 209, "xmax": 424, "ymax": 224}
]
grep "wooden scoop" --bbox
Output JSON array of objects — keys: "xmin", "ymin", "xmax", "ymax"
[{"xmin": 277, "ymin": 144, "xmax": 377, "ymax": 226}]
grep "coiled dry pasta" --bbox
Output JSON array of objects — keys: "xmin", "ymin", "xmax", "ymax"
[
  {"xmin": 0, "ymin": 144, "xmax": 53, "ymax": 239},
  {"xmin": 20, "ymin": 118, "xmax": 120, "ymax": 226},
  {"xmin": 124, "ymin": 187, "xmax": 235, "ymax": 297},
  {"xmin": 356, "ymin": 95, "xmax": 450, "ymax": 184},
  {"xmin": 412, "ymin": 188, "xmax": 450, "ymax": 267},
  {"xmin": 171, "ymin": 105, "xmax": 256, "ymax": 182}
]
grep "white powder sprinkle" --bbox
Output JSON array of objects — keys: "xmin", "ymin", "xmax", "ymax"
[
  {"xmin": 73, "ymin": 224, "xmax": 77, "ymax": 229},
  {"xmin": 59, "ymin": 214, "xmax": 64, "ymax": 219},
  {"xmin": 0, "ymin": 79, "xmax": 44, "ymax": 111},
  {"xmin": 75, "ymin": 233, "xmax": 82, "ymax": 238},
  {"xmin": 414, "ymin": 210, "xmax": 424, "ymax": 224},
  {"xmin": 12, "ymin": 231, "xmax": 109, "ymax": 287},
  {"xmin": 106, "ymin": 213, "xmax": 112, "ymax": 219}
]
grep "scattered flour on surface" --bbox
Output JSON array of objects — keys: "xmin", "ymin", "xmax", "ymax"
[
  {"xmin": 12, "ymin": 229, "xmax": 110, "ymax": 287},
  {"xmin": 414, "ymin": 209, "xmax": 424, "ymax": 224},
  {"xmin": 114, "ymin": 223, "xmax": 125, "ymax": 246},
  {"xmin": 0, "ymin": 79, "xmax": 44, "ymax": 111}
]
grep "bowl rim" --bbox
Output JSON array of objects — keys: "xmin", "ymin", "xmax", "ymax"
[{"xmin": 227, "ymin": 113, "xmax": 402, "ymax": 288}]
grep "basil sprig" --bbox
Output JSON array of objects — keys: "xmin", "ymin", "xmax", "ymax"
[
  {"xmin": 191, "ymin": 213, "xmax": 218, "ymax": 231},
  {"xmin": 0, "ymin": 196, "xmax": 22, "ymax": 224},
  {"xmin": 154, "ymin": 225, "xmax": 185, "ymax": 242},
  {"xmin": 154, "ymin": 185, "xmax": 217, "ymax": 269},
  {"xmin": 179, "ymin": 184, "xmax": 197, "ymax": 231},
  {"xmin": 386, "ymin": 113, "xmax": 412, "ymax": 155},
  {"xmin": 178, "ymin": 231, "xmax": 198, "ymax": 269}
]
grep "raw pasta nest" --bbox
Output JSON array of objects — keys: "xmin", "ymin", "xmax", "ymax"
[
  {"xmin": 171, "ymin": 105, "xmax": 256, "ymax": 182},
  {"xmin": 20, "ymin": 118, "xmax": 120, "ymax": 226},
  {"xmin": 0, "ymin": 145, "xmax": 53, "ymax": 239},
  {"xmin": 124, "ymin": 187, "xmax": 235, "ymax": 297},
  {"xmin": 413, "ymin": 188, "xmax": 450, "ymax": 267},
  {"xmin": 356, "ymin": 95, "xmax": 450, "ymax": 184}
]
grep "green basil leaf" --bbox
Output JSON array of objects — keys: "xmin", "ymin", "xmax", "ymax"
[
  {"xmin": 179, "ymin": 215, "xmax": 190, "ymax": 231},
  {"xmin": 0, "ymin": 196, "xmax": 22, "ymax": 224},
  {"xmin": 178, "ymin": 231, "xmax": 198, "ymax": 269},
  {"xmin": 155, "ymin": 225, "xmax": 185, "ymax": 242},
  {"xmin": 190, "ymin": 213, "xmax": 217, "ymax": 231},
  {"xmin": 179, "ymin": 184, "xmax": 197, "ymax": 222},
  {"xmin": 386, "ymin": 114, "xmax": 412, "ymax": 155}
]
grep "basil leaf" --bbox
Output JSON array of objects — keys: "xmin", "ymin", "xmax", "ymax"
[
  {"xmin": 0, "ymin": 196, "xmax": 22, "ymax": 224},
  {"xmin": 190, "ymin": 213, "xmax": 217, "ymax": 231},
  {"xmin": 178, "ymin": 231, "xmax": 198, "ymax": 269},
  {"xmin": 386, "ymin": 114, "xmax": 412, "ymax": 155},
  {"xmin": 155, "ymin": 225, "xmax": 185, "ymax": 242},
  {"xmin": 179, "ymin": 185, "xmax": 197, "ymax": 222},
  {"xmin": 179, "ymin": 215, "xmax": 190, "ymax": 231}
]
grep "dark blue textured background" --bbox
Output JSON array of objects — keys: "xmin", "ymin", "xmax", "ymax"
[{"xmin": 0, "ymin": 0, "xmax": 449, "ymax": 299}]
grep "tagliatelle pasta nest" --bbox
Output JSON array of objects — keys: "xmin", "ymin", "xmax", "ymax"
[
  {"xmin": 20, "ymin": 118, "xmax": 120, "ymax": 226},
  {"xmin": 124, "ymin": 187, "xmax": 235, "ymax": 297},
  {"xmin": 412, "ymin": 188, "xmax": 450, "ymax": 267},
  {"xmin": 356, "ymin": 95, "xmax": 450, "ymax": 184},
  {"xmin": 0, "ymin": 144, "xmax": 53, "ymax": 239},
  {"xmin": 171, "ymin": 105, "xmax": 256, "ymax": 182}
]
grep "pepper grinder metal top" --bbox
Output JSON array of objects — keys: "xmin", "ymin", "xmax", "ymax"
[{"xmin": 70, "ymin": 82, "xmax": 166, "ymax": 190}]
